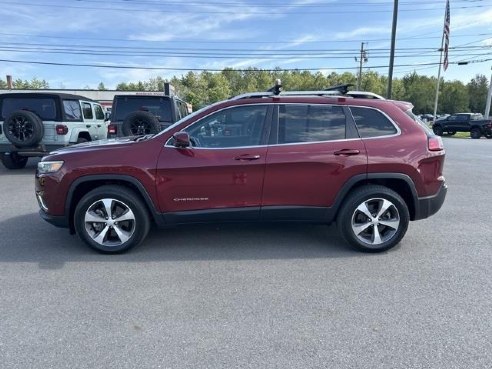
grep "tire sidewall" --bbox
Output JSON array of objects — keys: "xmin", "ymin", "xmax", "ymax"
[
  {"xmin": 5, "ymin": 110, "xmax": 44, "ymax": 147},
  {"xmin": 470, "ymin": 128, "xmax": 481, "ymax": 139},
  {"xmin": 121, "ymin": 111, "xmax": 160, "ymax": 136},
  {"xmin": 337, "ymin": 186, "xmax": 410, "ymax": 252},
  {"xmin": 0, "ymin": 152, "xmax": 28, "ymax": 169},
  {"xmin": 74, "ymin": 186, "xmax": 150, "ymax": 253}
]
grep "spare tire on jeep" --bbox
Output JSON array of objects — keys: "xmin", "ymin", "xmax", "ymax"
[
  {"xmin": 121, "ymin": 111, "xmax": 160, "ymax": 136},
  {"xmin": 4, "ymin": 110, "xmax": 44, "ymax": 147}
]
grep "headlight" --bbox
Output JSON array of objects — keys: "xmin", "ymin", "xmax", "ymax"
[{"xmin": 37, "ymin": 161, "xmax": 64, "ymax": 174}]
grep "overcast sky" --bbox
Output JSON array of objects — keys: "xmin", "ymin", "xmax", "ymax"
[{"xmin": 0, "ymin": 0, "xmax": 491, "ymax": 89}]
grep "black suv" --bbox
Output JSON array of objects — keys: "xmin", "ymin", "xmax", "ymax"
[
  {"xmin": 0, "ymin": 92, "xmax": 107, "ymax": 169},
  {"xmin": 108, "ymin": 87, "xmax": 190, "ymax": 138}
]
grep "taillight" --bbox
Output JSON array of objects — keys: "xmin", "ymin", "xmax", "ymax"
[
  {"xmin": 56, "ymin": 125, "xmax": 68, "ymax": 135},
  {"xmin": 428, "ymin": 136, "xmax": 444, "ymax": 151},
  {"xmin": 108, "ymin": 124, "xmax": 117, "ymax": 135}
]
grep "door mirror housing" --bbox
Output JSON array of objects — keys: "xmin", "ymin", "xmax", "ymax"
[{"xmin": 173, "ymin": 131, "xmax": 191, "ymax": 148}]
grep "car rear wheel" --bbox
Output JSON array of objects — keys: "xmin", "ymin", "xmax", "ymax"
[
  {"xmin": 470, "ymin": 127, "xmax": 481, "ymax": 139},
  {"xmin": 337, "ymin": 185, "xmax": 409, "ymax": 252},
  {"xmin": 74, "ymin": 186, "xmax": 150, "ymax": 253},
  {"xmin": 432, "ymin": 125, "xmax": 443, "ymax": 136},
  {"xmin": 0, "ymin": 152, "xmax": 28, "ymax": 169}
]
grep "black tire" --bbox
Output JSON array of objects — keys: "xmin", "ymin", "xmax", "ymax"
[
  {"xmin": 447, "ymin": 130, "xmax": 456, "ymax": 136},
  {"xmin": 76, "ymin": 137, "xmax": 88, "ymax": 144},
  {"xmin": 470, "ymin": 127, "xmax": 481, "ymax": 139},
  {"xmin": 4, "ymin": 110, "xmax": 44, "ymax": 147},
  {"xmin": 432, "ymin": 125, "xmax": 443, "ymax": 136},
  {"xmin": 121, "ymin": 111, "xmax": 160, "ymax": 136},
  {"xmin": 337, "ymin": 185, "xmax": 410, "ymax": 253},
  {"xmin": 485, "ymin": 132, "xmax": 492, "ymax": 139},
  {"xmin": 74, "ymin": 185, "xmax": 150, "ymax": 254},
  {"xmin": 0, "ymin": 152, "xmax": 28, "ymax": 169}
]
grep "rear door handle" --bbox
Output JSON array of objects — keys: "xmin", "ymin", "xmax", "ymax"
[
  {"xmin": 334, "ymin": 149, "xmax": 360, "ymax": 156},
  {"xmin": 234, "ymin": 154, "xmax": 261, "ymax": 161}
]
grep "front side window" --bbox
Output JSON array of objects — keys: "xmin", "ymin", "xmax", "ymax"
[
  {"xmin": 63, "ymin": 100, "xmax": 82, "ymax": 121},
  {"xmin": 350, "ymin": 106, "xmax": 397, "ymax": 138},
  {"xmin": 82, "ymin": 102, "xmax": 93, "ymax": 119},
  {"xmin": 184, "ymin": 105, "xmax": 268, "ymax": 148},
  {"xmin": 278, "ymin": 104, "xmax": 346, "ymax": 144}
]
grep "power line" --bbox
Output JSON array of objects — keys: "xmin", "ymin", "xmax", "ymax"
[
  {"xmin": 1, "ymin": 57, "xmax": 491, "ymax": 72},
  {"xmin": 0, "ymin": 0, "xmax": 490, "ymax": 14}
]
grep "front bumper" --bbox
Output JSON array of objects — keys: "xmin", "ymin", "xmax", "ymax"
[
  {"xmin": 414, "ymin": 182, "xmax": 447, "ymax": 220},
  {"xmin": 38, "ymin": 209, "xmax": 69, "ymax": 228}
]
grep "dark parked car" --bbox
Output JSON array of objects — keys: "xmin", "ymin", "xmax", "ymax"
[
  {"xmin": 36, "ymin": 83, "xmax": 447, "ymax": 254},
  {"xmin": 432, "ymin": 113, "xmax": 492, "ymax": 139},
  {"xmin": 107, "ymin": 89, "xmax": 190, "ymax": 138}
]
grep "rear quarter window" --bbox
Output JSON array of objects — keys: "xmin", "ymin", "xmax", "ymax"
[
  {"xmin": 63, "ymin": 100, "xmax": 83, "ymax": 121},
  {"xmin": 349, "ymin": 106, "xmax": 397, "ymax": 138},
  {"xmin": 1, "ymin": 97, "xmax": 57, "ymax": 121}
]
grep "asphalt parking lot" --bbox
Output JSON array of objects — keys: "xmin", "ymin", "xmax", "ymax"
[{"xmin": 0, "ymin": 138, "xmax": 491, "ymax": 369}]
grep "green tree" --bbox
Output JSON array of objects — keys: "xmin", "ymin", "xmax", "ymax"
[
  {"xmin": 440, "ymin": 80, "xmax": 469, "ymax": 114},
  {"xmin": 467, "ymin": 74, "xmax": 488, "ymax": 114},
  {"xmin": 12, "ymin": 77, "xmax": 49, "ymax": 89},
  {"xmin": 0, "ymin": 80, "xmax": 6, "ymax": 89},
  {"xmin": 401, "ymin": 72, "xmax": 436, "ymax": 114},
  {"xmin": 97, "ymin": 82, "xmax": 107, "ymax": 90}
]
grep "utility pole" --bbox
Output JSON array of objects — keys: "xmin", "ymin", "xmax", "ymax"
[
  {"xmin": 356, "ymin": 42, "xmax": 367, "ymax": 90},
  {"xmin": 485, "ymin": 69, "xmax": 492, "ymax": 118},
  {"xmin": 387, "ymin": 0, "xmax": 399, "ymax": 99}
]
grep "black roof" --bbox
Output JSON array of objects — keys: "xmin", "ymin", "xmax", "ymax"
[{"xmin": 0, "ymin": 92, "xmax": 97, "ymax": 102}]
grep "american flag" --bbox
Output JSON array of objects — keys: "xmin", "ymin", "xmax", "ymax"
[{"xmin": 443, "ymin": 0, "xmax": 450, "ymax": 71}]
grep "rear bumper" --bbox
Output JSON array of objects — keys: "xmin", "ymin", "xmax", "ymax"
[
  {"xmin": 0, "ymin": 143, "xmax": 67, "ymax": 157},
  {"xmin": 414, "ymin": 182, "xmax": 447, "ymax": 220}
]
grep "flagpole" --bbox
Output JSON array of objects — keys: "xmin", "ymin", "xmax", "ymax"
[{"xmin": 432, "ymin": 35, "xmax": 445, "ymax": 123}]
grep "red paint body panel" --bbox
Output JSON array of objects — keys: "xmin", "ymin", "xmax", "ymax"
[
  {"xmin": 155, "ymin": 146, "xmax": 267, "ymax": 212},
  {"xmin": 262, "ymin": 139, "xmax": 367, "ymax": 206}
]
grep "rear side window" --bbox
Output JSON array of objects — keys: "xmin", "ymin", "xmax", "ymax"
[
  {"xmin": 114, "ymin": 96, "xmax": 172, "ymax": 122},
  {"xmin": 94, "ymin": 104, "xmax": 105, "ymax": 120},
  {"xmin": 278, "ymin": 104, "xmax": 346, "ymax": 144},
  {"xmin": 350, "ymin": 106, "xmax": 397, "ymax": 138},
  {"xmin": 1, "ymin": 97, "xmax": 57, "ymax": 120},
  {"xmin": 63, "ymin": 100, "xmax": 82, "ymax": 121},
  {"xmin": 82, "ymin": 102, "xmax": 93, "ymax": 119}
]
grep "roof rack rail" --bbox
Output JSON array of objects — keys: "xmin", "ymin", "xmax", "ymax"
[
  {"xmin": 230, "ymin": 79, "xmax": 282, "ymax": 100},
  {"xmin": 324, "ymin": 83, "xmax": 354, "ymax": 94}
]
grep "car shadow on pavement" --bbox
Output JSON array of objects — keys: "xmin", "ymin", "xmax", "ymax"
[{"xmin": 0, "ymin": 213, "xmax": 363, "ymax": 268}]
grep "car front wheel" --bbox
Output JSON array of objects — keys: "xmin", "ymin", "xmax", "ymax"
[
  {"xmin": 337, "ymin": 185, "xmax": 409, "ymax": 252},
  {"xmin": 74, "ymin": 185, "xmax": 150, "ymax": 253}
]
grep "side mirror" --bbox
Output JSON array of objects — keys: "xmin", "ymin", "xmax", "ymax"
[{"xmin": 173, "ymin": 131, "xmax": 191, "ymax": 148}]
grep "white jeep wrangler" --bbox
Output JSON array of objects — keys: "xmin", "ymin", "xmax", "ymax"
[{"xmin": 0, "ymin": 92, "xmax": 108, "ymax": 169}]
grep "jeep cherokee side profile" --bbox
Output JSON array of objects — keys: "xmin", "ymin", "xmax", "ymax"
[
  {"xmin": 0, "ymin": 92, "xmax": 107, "ymax": 169},
  {"xmin": 35, "ymin": 85, "xmax": 447, "ymax": 254}
]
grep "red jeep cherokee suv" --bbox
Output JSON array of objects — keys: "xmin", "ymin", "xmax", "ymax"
[{"xmin": 35, "ymin": 85, "xmax": 447, "ymax": 254}]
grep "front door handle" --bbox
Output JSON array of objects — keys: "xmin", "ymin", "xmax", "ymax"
[
  {"xmin": 334, "ymin": 149, "xmax": 360, "ymax": 156},
  {"xmin": 234, "ymin": 154, "xmax": 261, "ymax": 161}
]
